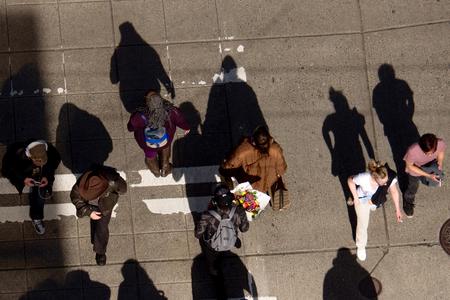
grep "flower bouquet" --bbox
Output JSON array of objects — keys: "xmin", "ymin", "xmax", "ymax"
[{"xmin": 231, "ymin": 182, "xmax": 271, "ymax": 221}]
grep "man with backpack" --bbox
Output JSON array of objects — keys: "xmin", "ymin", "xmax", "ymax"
[{"xmin": 195, "ymin": 184, "xmax": 249, "ymax": 277}]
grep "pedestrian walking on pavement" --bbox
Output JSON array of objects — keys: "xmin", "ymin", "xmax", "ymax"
[
  {"xmin": 195, "ymin": 184, "xmax": 249, "ymax": 276},
  {"xmin": 403, "ymin": 133, "xmax": 446, "ymax": 218},
  {"xmin": 347, "ymin": 160, "xmax": 402, "ymax": 261},
  {"xmin": 1, "ymin": 140, "xmax": 61, "ymax": 235},
  {"xmin": 127, "ymin": 90, "xmax": 190, "ymax": 177},
  {"xmin": 70, "ymin": 165, "xmax": 127, "ymax": 266},
  {"xmin": 220, "ymin": 126, "xmax": 288, "ymax": 209}
]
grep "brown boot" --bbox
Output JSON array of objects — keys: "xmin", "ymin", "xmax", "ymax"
[
  {"xmin": 145, "ymin": 157, "xmax": 160, "ymax": 177},
  {"xmin": 160, "ymin": 147, "xmax": 172, "ymax": 177}
]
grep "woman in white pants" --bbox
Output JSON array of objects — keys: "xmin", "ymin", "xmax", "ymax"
[{"xmin": 347, "ymin": 160, "xmax": 403, "ymax": 261}]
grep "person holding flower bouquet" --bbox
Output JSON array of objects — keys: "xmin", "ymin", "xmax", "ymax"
[
  {"xmin": 195, "ymin": 185, "xmax": 249, "ymax": 276},
  {"xmin": 221, "ymin": 126, "xmax": 288, "ymax": 209}
]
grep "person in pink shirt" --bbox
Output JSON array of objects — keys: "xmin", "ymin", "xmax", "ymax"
[
  {"xmin": 403, "ymin": 133, "xmax": 446, "ymax": 217},
  {"xmin": 127, "ymin": 91, "xmax": 190, "ymax": 177}
]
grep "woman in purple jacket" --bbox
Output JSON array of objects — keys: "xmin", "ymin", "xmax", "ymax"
[{"xmin": 127, "ymin": 91, "xmax": 190, "ymax": 177}]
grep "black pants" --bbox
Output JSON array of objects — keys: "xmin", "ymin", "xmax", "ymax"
[
  {"xmin": 90, "ymin": 212, "xmax": 112, "ymax": 255},
  {"xmin": 29, "ymin": 186, "xmax": 50, "ymax": 220},
  {"xmin": 403, "ymin": 174, "xmax": 420, "ymax": 207}
]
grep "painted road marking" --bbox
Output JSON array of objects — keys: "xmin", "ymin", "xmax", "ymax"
[
  {"xmin": 0, "ymin": 171, "xmax": 127, "ymax": 194},
  {"xmin": 0, "ymin": 166, "xmax": 219, "ymax": 194},
  {"xmin": 142, "ymin": 196, "xmax": 211, "ymax": 214},
  {"xmin": 0, "ymin": 166, "xmax": 221, "ymax": 223}
]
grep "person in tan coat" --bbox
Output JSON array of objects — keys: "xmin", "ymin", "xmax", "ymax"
[{"xmin": 221, "ymin": 126, "xmax": 287, "ymax": 195}]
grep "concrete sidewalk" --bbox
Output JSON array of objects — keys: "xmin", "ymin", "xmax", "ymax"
[{"xmin": 0, "ymin": 0, "xmax": 449, "ymax": 299}]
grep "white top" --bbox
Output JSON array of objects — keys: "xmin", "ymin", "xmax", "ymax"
[{"xmin": 352, "ymin": 172, "xmax": 397, "ymax": 204}]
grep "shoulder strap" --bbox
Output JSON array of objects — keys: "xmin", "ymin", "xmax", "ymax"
[
  {"xmin": 208, "ymin": 210, "xmax": 221, "ymax": 221},
  {"xmin": 228, "ymin": 206, "xmax": 237, "ymax": 219}
]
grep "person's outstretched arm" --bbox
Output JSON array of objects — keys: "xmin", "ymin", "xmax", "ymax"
[{"xmin": 388, "ymin": 182, "xmax": 403, "ymax": 222}]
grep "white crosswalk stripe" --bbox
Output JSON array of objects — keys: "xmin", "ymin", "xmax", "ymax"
[{"xmin": 0, "ymin": 166, "xmax": 221, "ymax": 222}]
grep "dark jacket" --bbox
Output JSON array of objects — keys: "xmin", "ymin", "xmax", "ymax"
[
  {"xmin": 195, "ymin": 204, "xmax": 249, "ymax": 242},
  {"xmin": 1, "ymin": 141, "xmax": 61, "ymax": 194},
  {"xmin": 70, "ymin": 166, "xmax": 127, "ymax": 218}
]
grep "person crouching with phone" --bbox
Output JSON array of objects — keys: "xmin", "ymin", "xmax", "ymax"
[
  {"xmin": 1, "ymin": 140, "xmax": 61, "ymax": 235},
  {"xmin": 70, "ymin": 165, "xmax": 127, "ymax": 266}
]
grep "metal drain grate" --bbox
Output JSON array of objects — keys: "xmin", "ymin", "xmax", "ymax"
[
  {"xmin": 358, "ymin": 276, "xmax": 382, "ymax": 298},
  {"xmin": 439, "ymin": 218, "xmax": 450, "ymax": 255}
]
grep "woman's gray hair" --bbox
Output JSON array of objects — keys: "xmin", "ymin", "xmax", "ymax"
[{"xmin": 139, "ymin": 92, "xmax": 173, "ymax": 128}]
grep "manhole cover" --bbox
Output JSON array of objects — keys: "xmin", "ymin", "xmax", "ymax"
[
  {"xmin": 439, "ymin": 218, "xmax": 450, "ymax": 255},
  {"xmin": 358, "ymin": 276, "xmax": 382, "ymax": 298}
]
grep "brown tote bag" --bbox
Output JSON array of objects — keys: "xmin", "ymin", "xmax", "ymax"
[{"xmin": 270, "ymin": 177, "xmax": 289, "ymax": 210}]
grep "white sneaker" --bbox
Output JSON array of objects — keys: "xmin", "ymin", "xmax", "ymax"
[
  {"xmin": 357, "ymin": 247, "xmax": 366, "ymax": 261},
  {"xmin": 32, "ymin": 220, "xmax": 45, "ymax": 235}
]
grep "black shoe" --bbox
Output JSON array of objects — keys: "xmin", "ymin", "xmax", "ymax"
[
  {"xmin": 32, "ymin": 219, "xmax": 45, "ymax": 235},
  {"xmin": 404, "ymin": 203, "xmax": 414, "ymax": 218},
  {"xmin": 95, "ymin": 253, "xmax": 106, "ymax": 266}
]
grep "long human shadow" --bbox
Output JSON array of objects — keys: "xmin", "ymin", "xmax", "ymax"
[
  {"xmin": 323, "ymin": 247, "xmax": 378, "ymax": 300},
  {"xmin": 203, "ymin": 55, "xmax": 267, "ymax": 149},
  {"xmin": 372, "ymin": 64, "xmax": 420, "ymax": 191},
  {"xmin": 110, "ymin": 21, "xmax": 174, "ymax": 113},
  {"xmin": 56, "ymin": 103, "xmax": 112, "ymax": 174},
  {"xmin": 191, "ymin": 252, "xmax": 257, "ymax": 299},
  {"xmin": 18, "ymin": 269, "xmax": 110, "ymax": 299},
  {"xmin": 0, "ymin": 11, "xmax": 69, "ymax": 273},
  {"xmin": 322, "ymin": 87, "xmax": 375, "ymax": 240},
  {"xmin": 172, "ymin": 55, "xmax": 267, "ymax": 224},
  {"xmin": 118, "ymin": 259, "xmax": 167, "ymax": 299}
]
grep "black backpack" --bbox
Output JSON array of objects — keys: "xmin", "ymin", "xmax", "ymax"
[{"xmin": 371, "ymin": 164, "xmax": 397, "ymax": 208}]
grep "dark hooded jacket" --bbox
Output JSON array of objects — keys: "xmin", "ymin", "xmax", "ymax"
[
  {"xmin": 1, "ymin": 141, "xmax": 61, "ymax": 194},
  {"xmin": 70, "ymin": 165, "xmax": 127, "ymax": 218}
]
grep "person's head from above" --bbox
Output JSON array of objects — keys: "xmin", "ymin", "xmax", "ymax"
[
  {"xmin": 419, "ymin": 133, "xmax": 438, "ymax": 156},
  {"xmin": 26, "ymin": 140, "xmax": 48, "ymax": 167},
  {"xmin": 213, "ymin": 184, "xmax": 234, "ymax": 209},
  {"xmin": 144, "ymin": 90, "xmax": 170, "ymax": 127},
  {"xmin": 368, "ymin": 160, "xmax": 388, "ymax": 186},
  {"xmin": 252, "ymin": 126, "xmax": 271, "ymax": 154},
  {"xmin": 79, "ymin": 169, "xmax": 109, "ymax": 201}
]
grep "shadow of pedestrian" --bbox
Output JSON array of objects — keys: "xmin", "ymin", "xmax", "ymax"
[
  {"xmin": 118, "ymin": 259, "xmax": 167, "ymax": 300},
  {"xmin": 110, "ymin": 21, "xmax": 174, "ymax": 113},
  {"xmin": 0, "ymin": 11, "xmax": 69, "ymax": 275},
  {"xmin": 172, "ymin": 56, "xmax": 268, "ymax": 226},
  {"xmin": 322, "ymin": 87, "xmax": 375, "ymax": 240},
  {"xmin": 323, "ymin": 247, "xmax": 378, "ymax": 300},
  {"xmin": 56, "ymin": 103, "xmax": 112, "ymax": 174},
  {"xmin": 372, "ymin": 64, "xmax": 420, "ymax": 191},
  {"xmin": 172, "ymin": 101, "xmax": 215, "ymax": 224},
  {"xmin": 18, "ymin": 269, "xmax": 110, "ymax": 300},
  {"xmin": 203, "ymin": 55, "xmax": 267, "ymax": 150},
  {"xmin": 191, "ymin": 252, "xmax": 257, "ymax": 300}
]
